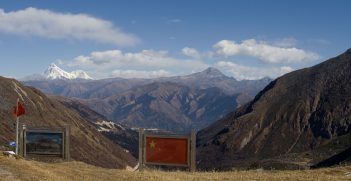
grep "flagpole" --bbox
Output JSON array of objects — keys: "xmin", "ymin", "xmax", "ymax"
[{"xmin": 15, "ymin": 98, "xmax": 19, "ymax": 155}]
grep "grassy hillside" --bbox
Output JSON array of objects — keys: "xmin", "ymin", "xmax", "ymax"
[
  {"xmin": 0, "ymin": 154, "xmax": 350, "ymax": 181},
  {"xmin": 0, "ymin": 77, "xmax": 136, "ymax": 168}
]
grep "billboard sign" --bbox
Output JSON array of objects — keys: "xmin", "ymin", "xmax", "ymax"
[
  {"xmin": 139, "ymin": 129, "xmax": 196, "ymax": 171},
  {"xmin": 25, "ymin": 131, "xmax": 63, "ymax": 156},
  {"xmin": 19, "ymin": 125, "xmax": 70, "ymax": 160}
]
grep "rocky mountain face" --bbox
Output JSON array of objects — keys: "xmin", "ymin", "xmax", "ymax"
[
  {"xmin": 197, "ymin": 49, "xmax": 351, "ymax": 170},
  {"xmin": 0, "ymin": 77, "xmax": 136, "ymax": 169},
  {"xmin": 81, "ymin": 82, "xmax": 239, "ymax": 131},
  {"xmin": 24, "ymin": 68, "xmax": 271, "ymax": 132}
]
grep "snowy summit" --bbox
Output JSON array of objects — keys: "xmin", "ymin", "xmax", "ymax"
[
  {"xmin": 21, "ymin": 63, "xmax": 93, "ymax": 81},
  {"xmin": 44, "ymin": 63, "xmax": 92, "ymax": 80}
]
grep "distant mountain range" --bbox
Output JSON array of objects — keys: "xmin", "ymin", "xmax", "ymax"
[
  {"xmin": 24, "ymin": 66, "xmax": 271, "ymax": 131},
  {"xmin": 21, "ymin": 63, "xmax": 92, "ymax": 81},
  {"xmin": 197, "ymin": 48, "xmax": 351, "ymax": 170}
]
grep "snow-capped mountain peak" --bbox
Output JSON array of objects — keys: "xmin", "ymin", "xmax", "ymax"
[
  {"xmin": 44, "ymin": 63, "xmax": 93, "ymax": 80},
  {"xmin": 45, "ymin": 63, "xmax": 73, "ymax": 79},
  {"xmin": 71, "ymin": 70, "xmax": 93, "ymax": 80}
]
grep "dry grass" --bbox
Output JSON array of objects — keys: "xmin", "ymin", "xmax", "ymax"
[{"xmin": 0, "ymin": 155, "xmax": 350, "ymax": 181}]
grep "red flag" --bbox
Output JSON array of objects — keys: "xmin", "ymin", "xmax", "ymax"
[
  {"xmin": 145, "ymin": 137, "xmax": 188, "ymax": 165},
  {"xmin": 13, "ymin": 101, "xmax": 25, "ymax": 117}
]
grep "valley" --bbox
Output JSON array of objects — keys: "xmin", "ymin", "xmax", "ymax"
[{"xmin": 24, "ymin": 67, "xmax": 271, "ymax": 132}]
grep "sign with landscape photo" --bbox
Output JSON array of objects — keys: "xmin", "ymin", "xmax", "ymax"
[{"xmin": 25, "ymin": 132, "xmax": 63, "ymax": 155}]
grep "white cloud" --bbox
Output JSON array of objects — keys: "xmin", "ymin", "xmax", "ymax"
[
  {"xmin": 213, "ymin": 39, "xmax": 319, "ymax": 63},
  {"xmin": 111, "ymin": 69, "xmax": 171, "ymax": 79},
  {"xmin": 72, "ymin": 49, "xmax": 207, "ymax": 68},
  {"xmin": 68, "ymin": 49, "xmax": 208, "ymax": 78},
  {"xmin": 215, "ymin": 61, "xmax": 294, "ymax": 80},
  {"xmin": 181, "ymin": 47, "xmax": 201, "ymax": 59},
  {"xmin": 0, "ymin": 7, "xmax": 139, "ymax": 46}
]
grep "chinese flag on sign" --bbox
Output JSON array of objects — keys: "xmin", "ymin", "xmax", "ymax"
[
  {"xmin": 13, "ymin": 101, "xmax": 25, "ymax": 117},
  {"xmin": 145, "ymin": 137, "xmax": 188, "ymax": 165}
]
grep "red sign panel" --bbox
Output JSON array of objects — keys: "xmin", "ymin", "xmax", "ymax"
[{"xmin": 145, "ymin": 137, "xmax": 188, "ymax": 165}]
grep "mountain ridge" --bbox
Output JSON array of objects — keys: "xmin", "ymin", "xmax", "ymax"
[
  {"xmin": 197, "ymin": 48, "xmax": 351, "ymax": 170},
  {"xmin": 24, "ymin": 67, "xmax": 272, "ymax": 98}
]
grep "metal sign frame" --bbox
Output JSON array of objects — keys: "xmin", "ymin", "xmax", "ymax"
[
  {"xmin": 19, "ymin": 125, "xmax": 70, "ymax": 160},
  {"xmin": 138, "ymin": 128, "xmax": 196, "ymax": 172}
]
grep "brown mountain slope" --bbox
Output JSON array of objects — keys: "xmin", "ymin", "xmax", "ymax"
[
  {"xmin": 0, "ymin": 76, "xmax": 136, "ymax": 168},
  {"xmin": 56, "ymin": 97, "xmax": 139, "ymax": 158},
  {"xmin": 197, "ymin": 49, "xmax": 351, "ymax": 170}
]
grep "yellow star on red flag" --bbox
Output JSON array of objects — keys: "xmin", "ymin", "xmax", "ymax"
[{"xmin": 149, "ymin": 140, "xmax": 156, "ymax": 149}]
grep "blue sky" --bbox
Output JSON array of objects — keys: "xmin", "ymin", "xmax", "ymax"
[{"xmin": 0, "ymin": 0, "xmax": 350, "ymax": 79}]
